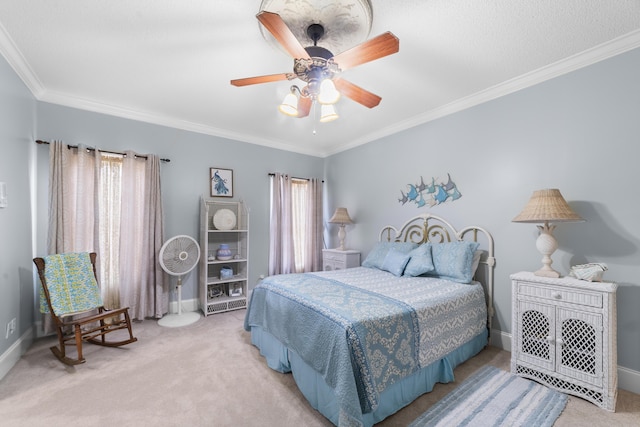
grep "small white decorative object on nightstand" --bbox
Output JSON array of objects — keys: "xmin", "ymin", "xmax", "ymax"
[
  {"xmin": 322, "ymin": 249, "xmax": 360, "ymax": 271},
  {"xmin": 511, "ymin": 272, "xmax": 617, "ymax": 411}
]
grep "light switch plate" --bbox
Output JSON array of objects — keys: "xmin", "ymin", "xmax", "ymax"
[{"xmin": 0, "ymin": 182, "xmax": 6, "ymax": 208}]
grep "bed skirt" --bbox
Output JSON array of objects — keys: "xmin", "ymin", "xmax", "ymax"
[{"xmin": 249, "ymin": 326, "xmax": 488, "ymax": 427}]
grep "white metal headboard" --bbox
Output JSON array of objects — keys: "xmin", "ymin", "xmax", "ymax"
[{"xmin": 378, "ymin": 213, "xmax": 496, "ymax": 335}]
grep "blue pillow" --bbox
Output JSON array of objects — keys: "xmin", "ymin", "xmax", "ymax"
[
  {"xmin": 362, "ymin": 241, "xmax": 418, "ymax": 270},
  {"xmin": 381, "ymin": 248, "xmax": 412, "ymax": 276},
  {"xmin": 430, "ymin": 241, "xmax": 480, "ymax": 284},
  {"xmin": 403, "ymin": 243, "xmax": 434, "ymax": 277}
]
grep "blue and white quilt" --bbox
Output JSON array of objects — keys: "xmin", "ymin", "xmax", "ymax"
[{"xmin": 244, "ymin": 267, "xmax": 487, "ymax": 427}]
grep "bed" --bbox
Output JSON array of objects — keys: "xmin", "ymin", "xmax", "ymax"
[{"xmin": 244, "ymin": 213, "xmax": 495, "ymax": 427}]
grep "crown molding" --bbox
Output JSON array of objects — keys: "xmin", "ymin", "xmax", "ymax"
[
  {"xmin": 2, "ymin": 23, "xmax": 639, "ymax": 158},
  {"xmin": 38, "ymin": 90, "xmax": 322, "ymax": 157},
  {"xmin": 0, "ymin": 22, "xmax": 45, "ymax": 97},
  {"xmin": 332, "ymin": 29, "xmax": 640, "ymax": 156}
]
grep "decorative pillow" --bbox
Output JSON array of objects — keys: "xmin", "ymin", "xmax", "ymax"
[
  {"xmin": 381, "ymin": 248, "xmax": 412, "ymax": 276},
  {"xmin": 430, "ymin": 241, "xmax": 480, "ymax": 284},
  {"xmin": 471, "ymin": 250, "xmax": 483, "ymax": 276},
  {"xmin": 362, "ymin": 241, "xmax": 418, "ymax": 270},
  {"xmin": 403, "ymin": 243, "xmax": 434, "ymax": 277}
]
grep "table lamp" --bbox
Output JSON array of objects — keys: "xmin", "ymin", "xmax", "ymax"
[
  {"xmin": 512, "ymin": 189, "xmax": 584, "ymax": 278},
  {"xmin": 329, "ymin": 207, "xmax": 353, "ymax": 251}
]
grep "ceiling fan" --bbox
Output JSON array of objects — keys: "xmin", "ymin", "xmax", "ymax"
[{"xmin": 230, "ymin": 11, "xmax": 399, "ymax": 121}]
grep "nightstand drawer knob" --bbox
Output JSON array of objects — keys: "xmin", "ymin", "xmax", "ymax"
[
  {"xmin": 552, "ymin": 292, "xmax": 562, "ymax": 299},
  {"xmin": 546, "ymin": 335, "xmax": 554, "ymax": 342}
]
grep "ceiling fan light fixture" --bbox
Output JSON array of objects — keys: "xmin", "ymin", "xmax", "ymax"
[
  {"xmin": 278, "ymin": 91, "xmax": 299, "ymax": 116},
  {"xmin": 232, "ymin": 10, "xmax": 399, "ymax": 125},
  {"xmin": 319, "ymin": 104, "xmax": 339, "ymax": 123},
  {"xmin": 318, "ymin": 78, "xmax": 340, "ymax": 105}
]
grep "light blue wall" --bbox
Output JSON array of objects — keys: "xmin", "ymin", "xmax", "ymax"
[
  {"xmin": 0, "ymin": 54, "xmax": 36, "ymax": 356},
  {"xmin": 2, "ymin": 45, "xmax": 639, "ymax": 379},
  {"xmin": 325, "ymin": 47, "xmax": 640, "ymax": 372},
  {"xmin": 35, "ymin": 103, "xmax": 325, "ymax": 301}
]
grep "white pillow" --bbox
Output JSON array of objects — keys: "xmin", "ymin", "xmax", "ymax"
[{"xmin": 471, "ymin": 249, "xmax": 483, "ymax": 276}]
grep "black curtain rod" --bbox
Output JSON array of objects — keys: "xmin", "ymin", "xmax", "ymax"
[
  {"xmin": 35, "ymin": 140, "xmax": 170, "ymax": 163},
  {"xmin": 268, "ymin": 173, "xmax": 324, "ymax": 183}
]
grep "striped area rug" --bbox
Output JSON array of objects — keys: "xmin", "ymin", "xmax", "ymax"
[{"xmin": 409, "ymin": 365, "xmax": 568, "ymax": 427}]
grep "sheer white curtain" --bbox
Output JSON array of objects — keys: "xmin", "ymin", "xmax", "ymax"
[
  {"xmin": 47, "ymin": 141, "xmax": 166, "ymax": 321},
  {"xmin": 268, "ymin": 173, "xmax": 323, "ymax": 275}
]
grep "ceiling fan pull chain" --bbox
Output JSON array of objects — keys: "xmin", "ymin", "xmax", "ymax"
[{"xmin": 312, "ymin": 101, "xmax": 317, "ymax": 135}]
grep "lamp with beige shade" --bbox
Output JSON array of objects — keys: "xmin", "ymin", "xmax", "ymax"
[
  {"xmin": 512, "ymin": 189, "xmax": 584, "ymax": 278},
  {"xmin": 328, "ymin": 207, "xmax": 353, "ymax": 251}
]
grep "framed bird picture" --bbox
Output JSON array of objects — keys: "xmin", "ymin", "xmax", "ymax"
[{"xmin": 210, "ymin": 168, "xmax": 233, "ymax": 197}]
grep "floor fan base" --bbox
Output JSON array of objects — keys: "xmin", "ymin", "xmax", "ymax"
[
  {"xmin": 158, "ymin": 278, "xmax": 200, "ymax": 328},
  {"xmin": 158, "ymin": 311, "xmax": 201, "ymax": 328}
]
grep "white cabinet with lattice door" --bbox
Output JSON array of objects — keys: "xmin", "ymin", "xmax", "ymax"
[
  {"xmin": 511, "ymin": 272, "xmax": 617, "ymax": 411},
  {"xmin": 199, "ymin": 198, "xmax": 249, "ymax": 316}
]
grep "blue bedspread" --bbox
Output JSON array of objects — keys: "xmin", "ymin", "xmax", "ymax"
[{"xmin": 244, "ymin": 267, "xmax": 487, "ymax": 427}]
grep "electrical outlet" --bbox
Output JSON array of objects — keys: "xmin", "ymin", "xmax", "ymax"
[{"xmin": 5, "ymin": 318, "xmax": 16, "ymax": 339}]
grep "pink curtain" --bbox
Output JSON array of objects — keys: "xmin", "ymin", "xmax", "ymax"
[
  {"xmin": 304, "ymin": 178, "xmax": 323, "ymax": 272},
  {"xmin": 46, "ymin": 141, "xmax": 166, "ymax": 321},
  {"xmin": 118, "ymin": 151, "xmax": 167, "ymax": 319},
  {"xmin": 269, "ymin": 173, "xmax": 295, "ymax": 275},
  {"xmin": 48, "ymin": 141, "xmax": 98, "ymax": 253},
  {"xmin": 268, "ymin": 173, "xmax": 323, "ymax": 275}
]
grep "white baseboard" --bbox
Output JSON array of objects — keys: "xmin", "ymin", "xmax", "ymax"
[
  {"xmin": 490, "ymin": 328, "xmax": 511, "ymax": 350},
  {"xmin": 169, "ymin": 297, "xmax": 199, "ymax": 314},
  {"xmin": 0, "ymin": 327, "xmax": 34, "ymax": 381},
  {"xmin": 618, "ymin": 365, "xmax": 640, "ymax": 395},
  {"xmin": 490, "ymin": 329, "xmax": 640, "ymax": 395}
]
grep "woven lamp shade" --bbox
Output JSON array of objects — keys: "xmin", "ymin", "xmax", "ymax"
[
  {"xmin": 329, "ymin": 207, "xmax": 353, "ymax": 224},
  {"xmin": 513, "ymin": 189, "xmax": 584, "ymax": 223}
]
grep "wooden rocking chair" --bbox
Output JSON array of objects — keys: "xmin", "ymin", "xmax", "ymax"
[{"xmin": 33, "ymin": 252, "xmax": 138, "ymax": 365}]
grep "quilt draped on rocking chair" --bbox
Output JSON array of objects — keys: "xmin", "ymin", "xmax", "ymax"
[{"xmin": 39, "ymin": 252, "xmax": 103, "ymax": 316}]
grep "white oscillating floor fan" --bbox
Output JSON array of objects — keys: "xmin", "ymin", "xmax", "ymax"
[{"xmin": 158, "ymin": 235, "xmax": 201, "ymax": 327}]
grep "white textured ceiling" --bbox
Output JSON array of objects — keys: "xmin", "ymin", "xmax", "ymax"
[{"xmin": 1, "ymin": 1, "xmax": 639, "ymax": 157}]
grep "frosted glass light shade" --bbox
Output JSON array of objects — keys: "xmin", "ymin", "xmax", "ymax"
[
  {"xmin": 278, "ymin": 92, "xmax": 299, "ymax": 116},
  {"xmin": 318, "ymin": 79, "xmax": 341, "ymax": 105},
  {"xmin": 319, "ymin": 104, "xmax": 339, "ymax": 123}
]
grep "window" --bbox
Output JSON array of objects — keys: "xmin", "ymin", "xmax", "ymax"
[
  {"xmin": 291, "ymin": 178, "xmax": 310, "ymax": 271},
  {"xmin": 47, "ymin": 141, "xmax": 165, "ymax": 318},
  {"xmin": 269, "ymin": 174, "xmax": 323, "ymax": 274}
]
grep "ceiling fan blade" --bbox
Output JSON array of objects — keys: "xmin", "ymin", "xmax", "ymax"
[
  {"xmin": 296, "ymin": 96, "xmax": 312, "ymax": 118},
  {"xmin": 333, "ymin": 78, "xmax": 382, "ymax": 108},
  {"xmin": 257, "ymin": 11, "xmax": 311, "ymax": 60},
  {"xmin": 332, "ymin": 32, "xmax": 399, "ymax": 71},
  {"xmin": 230, "ymin": 73, "xmax": 291, "ymax": 87}
]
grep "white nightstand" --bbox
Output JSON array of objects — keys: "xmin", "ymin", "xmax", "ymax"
[
  {"xmin": 511, "ymin": 272, "xmax": 617, "ymax": 411},
  {"xmin": 322, "ymin": 249, "xmax": 360, "ymax": 271}
]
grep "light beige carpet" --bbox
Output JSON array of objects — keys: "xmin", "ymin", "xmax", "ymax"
[{"xmin": 1, "ymin": 310, "xmax": 638, "ymax": 426}]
